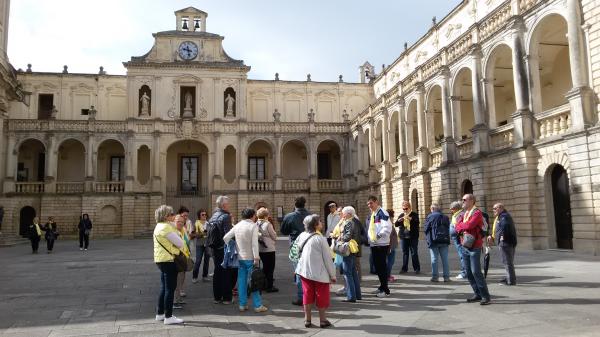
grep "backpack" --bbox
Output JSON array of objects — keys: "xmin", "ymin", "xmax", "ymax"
[
  {"xmin": 206, "ymin": 214, "xmax": 226, "ymax": 249},
  {"xmin": 288, "ymin": 233, "xmax": 317, "ymax": 263},
  {"xmin": 432, "ymin": 217, "xmax": 450, "ymax": 244},
  {"xmin": 249, "ymin": 267, "xmax": 268, "ymax": 292}
]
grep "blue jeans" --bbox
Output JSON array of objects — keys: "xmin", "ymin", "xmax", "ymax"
[
  {"xmin": 387, "ymin": 249, "xmax": 396, "ymax": 277},
  {"xmin": 156, "ymin": 262, "xmax": 178, "ymax": 318},
  {"xmin": 342, "ymin": 255, "xmax": 362, "ymax": 301},
  {"xmin": 461, "ymin": 247, "xmax": 490, "ymax": 299},
  {"xmin": 238, "ymin": 260, "xmax": 262, "ymax": 308},
  {"xmin": 429, "ymin": 243, "xmax": 450, "ymax": 280},
  {"xmin": 193, "ymin": 245, "xmax": 210, "ymax": 279},
  {"xmin": 292, "ymin": 261, "xmax": 303, "ymax": 300},
  {"xmin": 451, "ymin": 233, "xmax": 466, "ymax": 277}
]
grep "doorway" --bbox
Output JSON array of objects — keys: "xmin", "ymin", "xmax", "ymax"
[
  {"xmin": 19, "ymin": 206, "xmax": 36, "ymax": 237},
  {"xmin": 551, "ymin": 165, "xmax": 573, "ymax": 249}
]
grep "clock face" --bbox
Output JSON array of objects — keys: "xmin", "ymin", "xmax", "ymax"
[{"xmin": 178, "ymin": 41, "xmax": 198, "ymax": 60}]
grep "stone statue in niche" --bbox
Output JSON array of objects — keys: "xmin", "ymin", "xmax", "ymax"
[
  {"xmin": 138, "ymin": 85, "xmax": 151, "ymax": 117},
  {"xmin": 223, "ymin": 87, "xmax": 236, "ymax": 117},
  {"xmin": 181, "ymin": 87, "xmax": 195, "ymax": 118}
]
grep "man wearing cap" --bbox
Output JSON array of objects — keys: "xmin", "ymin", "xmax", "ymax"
[{"xmin": 325, "ymin": 202, "xmax": 341, "ymax": 246}]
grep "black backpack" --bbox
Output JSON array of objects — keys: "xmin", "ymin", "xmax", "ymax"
[
  {"xmin": 432, "ymin": 217, "xmax": 450, "ymax": 244},
  {"xmin": 250, "ymin": 267, "xmax": 268, "ymax": 292},
  {"xmin": 206, "ymin": 214, "xmax": 225, "ymax": 249}
]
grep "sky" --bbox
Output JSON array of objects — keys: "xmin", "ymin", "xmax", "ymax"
[{"xmin": 7, "ymin": 0, "xmax": 459, "ymax": 82}]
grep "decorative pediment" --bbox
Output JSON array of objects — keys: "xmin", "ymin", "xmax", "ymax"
[
  {"xmin": 283, "ymin": 89, "xmax": 304, "ymax": 98},
  {"xmin": 315, "ymin": 90, "xmax": 336, "ymax": 99},
  {"xmin": 173, "ymin": 74, "xmax": 203, "ymax": 84},
  {"xmin": 445, "ymin": 23, "xmax": 463, "ymax": 39},
  {"xmin": 250, "ymin": 89, "xmax": 272, "ymax": 97}
]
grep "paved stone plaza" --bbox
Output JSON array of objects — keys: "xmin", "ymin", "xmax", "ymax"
[{"xmin": 1, "ymin": 238, "xmax": 600, "ymax": 337}]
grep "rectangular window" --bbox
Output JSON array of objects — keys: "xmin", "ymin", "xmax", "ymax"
[
  {"xmin": 181, "ymin": 156, "xmax": 199, "ymax": 193},
  {"xmin": 317, "ymin": 153, "xmax": 331, "ymax": 179},
  {"xmin": 81, "ymin": 109, "xmax": 89, "ymax": 115},
  {"xmin": 38, "ymin": 94, "xmax": 54, "ymax": 119},
  {"xmin": 110, "ymin": 156, "xmax": 124, "ymax": 181},
  {"xmin": 248, "ymin": 157, "xmax": 265, "ymax": 180}
]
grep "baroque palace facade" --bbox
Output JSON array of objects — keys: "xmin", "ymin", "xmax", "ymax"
[{"xmin": 1, "ymin": 0, "xmax": 600, "ymax": 255}]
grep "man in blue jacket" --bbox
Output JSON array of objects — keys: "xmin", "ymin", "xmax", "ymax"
[
  {"xmin": 424, "ymin": 203, "xmax": 451, "ymax": 282},
  {"xmin": 488, "ymin": 203, "xmax": 517, "ymax": 285},
  {"xmin": 280, "ymin": 196, "xmax": 311, "ymax": 305}
]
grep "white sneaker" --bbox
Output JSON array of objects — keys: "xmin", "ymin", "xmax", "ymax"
[
  {"xmin": 454, "ymin": 274, "xmax": 465, "ymax": 280},
  {"xmin": 80, "ymin": 248, "xmax": 83, "ymax": 251},
  {"xmin": 335, "ymin": 287, "xmax": 346, "ymax": 296},
  {"xmin": 155, "ymin": 314, "xmax": 165, "ymax": 321},
  {"xmin": 180, "ymin": 291, "xmax": 187, "ymax": 298},
  {"xmin": 84, "ymin": 248, "xmax": 88, "ymax": 251},
  {"xmin": 375, "ymin": 291, "xmax": 387, "ymax": 298},
  {"xmin": 192, "ymin": 278, "xmax": 198, "ymax": 284},
  {"xmin": 164, "ymin": 316, "xmax": 184, "ymax": 325},
  {"xmin": 254, "ymin": 305, "xmax": 268, "ymax": 313}
]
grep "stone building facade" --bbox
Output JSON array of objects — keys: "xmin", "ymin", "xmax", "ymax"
[{"xmin": 1, "ymin": 1, "xmax": 600, "ymax": 255}]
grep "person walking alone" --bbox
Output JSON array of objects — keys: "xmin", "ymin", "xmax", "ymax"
[
  {"xmin": 78, "ymin": 214, "xmax": 92, "ymax": 251},
  {"xmin": 42, "ymin": 216, "xmax": 59, "ymax": 253}
]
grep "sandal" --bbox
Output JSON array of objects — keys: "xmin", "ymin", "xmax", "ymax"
[
  {"xmin": 319, "ymin": 320, "xmax": 332, "ymax": 328},
  {"xmin": 304, "ymin": 320, "xmax": 312, "ymax": 328}
]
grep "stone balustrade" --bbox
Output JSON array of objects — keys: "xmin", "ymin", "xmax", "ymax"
[
  {"xmin": 457, "ymin": 139, "xmax": 473, "ymax": 160},
  {"xmin": 317, "ymin": 179, "xmax": 343, "ymax": 191},
  {"xmin": 283, "ymin": 179, "xmax": 309, "ymax": 191},
  {"xmin": 429, "ymin": 147, "xmax": 442, "ymax": 168},
  {"xmin": 409, "ymin": 157, "xmax": 418, "ymax": 174},
  {"xmin": 519, "ymin": 0, "xmax": 541, "ymax": 13},
  {"xmin": 56, "ymin": 182, "xmax": 85, "ymax": 194},
  {"xmin": 94, "ymin": 182, "xmax": 124, "ymax": 193},
  {"xmin": 15, "ymin": 182, "xmax": 45, "ymax": 194},
  {"xmin": 248, "ymin": 180, "xmax": 273, "ymax": 191},
  {"xmin": 490, "ymin": 124, "xmax": 515, "ymax": 150},
  {"xmin": 537, "ymin": 104, "xmax": 571, "ymax": 140}
]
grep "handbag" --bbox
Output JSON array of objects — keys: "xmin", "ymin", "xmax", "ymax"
[
  {"xmin": 333, "ymin": 239, "xmax": 351, "ymax": 257},
  {"xmin": 461, "ymin": 233, "xmax": 476, "ymax": 249},
  {"xmin": 155, "ymin": 235, "xmax": 193, "ymax": 272}
]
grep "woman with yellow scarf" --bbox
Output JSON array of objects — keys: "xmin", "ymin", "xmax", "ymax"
[
  {"xmin": 28, "ymin": 216, "xmax": 42, "ymax": 254},
  {"xmin": 395, "ymin": 201, "xmax": 421, "ymax": 274}
]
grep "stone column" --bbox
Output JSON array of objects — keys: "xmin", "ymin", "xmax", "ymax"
[
  {"xmin": 212, "ymin": 132, "xmax": 222, "ymax": 191},
  {"xmin": 3, "ymin": 133, "xmax": 16, "ymax": 193},
  {"xmin": 44, "ymin": 134, "xmax": 57, "ymax": 193},
  {"xmin": 440, "ymin": 67, "xmax": 456, "ymax": 163},
  {"xmin": 308, "ymin": 136, "xmax": 318, "ymax": 191},
  {"xmin": 415, "ymin": 84, "xmax": 429, "ymax": 170},
  {"xmin": 124, "ymin": 133, "xmax": 135, "ymax": 192},
  {"xmin": 510, "ymin": 18, "xmax": 535, "ymax": 148},
  {"xmin": 367, "ymin": 120, "xmax": 378, "ymax": 183},
  {"xmin": 397, "ymin": 99, "xmax": 409, "ymax": 175},
  {"xmin": 274, "ymin": 135, "xmax": 282, "ymax": 190},
  {"xmin": 151, "ymin": 131, "xmax": 161, "ymax": 192},
  {"xmin": 566, "ymin": 0, "xmax": 596, "ymax": 129},
  {"xmin": 356, "ymin": 126, "xmax": 366, "ymax": 186},
  {"xmin": 85, "ymin": 134, "xmax": 95, "ymax": 192},
  {"xmin": 381, "ymin": 109, "xmax": 391, "ymax": 180},
  {"xmin": 470, "ymin": 44, "xmax": 490, "ymax": 154},
  {"xmin": 238, "ymin": 135, "xmax": 248, "ymax": 190}
]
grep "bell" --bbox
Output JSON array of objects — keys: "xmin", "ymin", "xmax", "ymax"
[
  {"xmin": 182, "ymin": 21, "xmax": 188, "ymax": 30},
  {"xmin": 194, "ymin": 20, "xmax": 200, "ymax": 30}
]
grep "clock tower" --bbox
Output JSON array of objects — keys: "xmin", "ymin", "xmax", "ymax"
[{"xmin": 123, "ymin": 6, "xmax": 250, "ymax": 121}]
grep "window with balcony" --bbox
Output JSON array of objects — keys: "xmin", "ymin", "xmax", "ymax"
[
  {"xmin": 38, "ymin": 94, "xmax": 53, "ymax": 119},
  {"xmin": 180, "ymin": 156, "xmax": 199, "ymax": 193},
  {"xmin": 110, "ymin": 156, "xmax": 124, "ymax": 181}
]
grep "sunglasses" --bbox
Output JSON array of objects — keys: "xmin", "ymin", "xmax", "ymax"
[{"xmin": 402, "ymin": 208, "xmax": 409, "ymax": 211}]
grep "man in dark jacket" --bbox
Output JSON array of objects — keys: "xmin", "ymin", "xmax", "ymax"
[
  {"xmin": 210, "ymin": 195, "xmax": 234, "ymax": 304},
  {"xmin": 395, "ymin": 200, "xmax": 421, "ymax": 274},
  {"xmin": 340, "ymin": 206, "xmax": 363, "ymax": 302},
  {"xmin": 424, "ymin": 204, "xmax": 450, "ymax": 282},
  {"xmin": 489, "ymin": 203, "xmax": 517, "ymax": 286},
  {"xmin": 280, "ymin": 196, "xmax": 311, "ymax": 305}
]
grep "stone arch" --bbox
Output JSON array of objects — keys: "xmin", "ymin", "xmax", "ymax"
[
  {"xmin": 405, "ymin": 98, "xmax": 419, "ymax": 157},
  {"xmin": 137, "ymin": 144, "xmax": 151, "ymax": 185},
  {"xmin": 57, "ymin": 138, "xmax": 86, "ymax": 182},
  {"xmin": 451, "ymin": 67, "xmax": 475, "ymax": 139},
  {"xmin": 484, "ymin": 42, "xmax": 516, "ymax": 128},
  {"xmin": 96, "ymin": 139, "xmax": 126, "ymax": 182},
  {"xmin": 389, "ymin": 110, "xmax": 400, "ymax": 159},
  {"xmin": 527, "ymin": 13, "xmax": 572, "ymax": 113},
  {"xmin": 542, "ymin": 162, "xmax": 573, "ymax": 250},
  {"xmin": 461, "ymin": 179, "xmax": 474, "ymax": 195},
  {"xmin": 17, "ymin": 138, "xmax": 46, "ymax": 182},
  {"xmin": 165, "ymin": 139, "xmax": 209, "ymax": 195},
  {"xmin": 223, "ymin": 145, "xmax": 237, "ymax": 184},
  {"xmin": 425, "ymin": 84, "xmax": 444, "ymax": 148},
  {"xmin": 281, "ymin": 139, "xmax": 309, "ymax": 180},
  {"xmin": 247, "ymin": 139, "xmax": 275, "ymax": 181},
  {"xmin": 374, "ymin": 119, "xmax": 383, "ymax": 164},
  {"xmin": 18, "ymin": 206, "xmax": 36, "ymax": 237},
  {"xmin": 317, "ymin": 139, "xmax": 342, "ymax": 180}
]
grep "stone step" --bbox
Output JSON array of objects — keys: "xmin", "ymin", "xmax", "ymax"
[{"xmin": 0, "ymin": 235, "xmax": 29, "ymax": 247}]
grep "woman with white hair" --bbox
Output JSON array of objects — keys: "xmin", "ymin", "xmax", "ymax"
[
  {"xmin": 339, "ymin": 206, "xmax": 362, "ymax": 302},
  {"xmin": 295, "ymin": 214, "xmax": 336, "ymax": 328},
  {"xmin": 153, "ymin": 205, "xmax": 185, "ymax": 325}
]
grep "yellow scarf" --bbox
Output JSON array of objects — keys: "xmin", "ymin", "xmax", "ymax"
[
  {"xmin": 195, "ymin": 220, "xmax": 206, "ymax": 238},
  {"xmin": 403, "ymin": 209, "xmax": 412, "ymax": 231},
  {"xmin": 177, "ymin": 228, "xmax": 190, "ymax": 257},
  {"xmin": 463, "ymin": 206, "xmax": 478, "ymax": 222},
  {"xmin": 451, "ymin": 211, "xmax": 461, "ymax": 226},
  {"xmin": 34, "ymin": 223, "xmax": 42, "ymax": 237},
  {"xmin": 492, "ymin": 216, "xmax": 498, "ymax": 239},
  {"xmin": 368, "ymin": 211, "xmax": 377, "ymax": 242},
  {"xmin": 331, "ymin": 218, "xmax": 345, "ymax": 239}
]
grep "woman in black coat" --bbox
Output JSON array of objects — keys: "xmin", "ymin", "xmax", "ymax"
[
  {"xmin": 42, "ymin": 216, "xmax": 59, "ymax": 253},
  {"xmin": 395, "ymin": 201, "xmax": 421, "ymax": 274},
  {"xmin": 78, "ymin": 214, "xmax": 93, "ymax": 251}
]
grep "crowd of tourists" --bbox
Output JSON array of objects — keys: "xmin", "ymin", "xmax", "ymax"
[{"xmin": 152, "ymin": 193, "xmax": 518, "ymax": 327}]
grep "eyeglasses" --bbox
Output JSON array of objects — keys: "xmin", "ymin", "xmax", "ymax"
[
  {"xmin": 402, "ymin": 208, "xmax": 409, "ymax": 211},
  {"xmin": 200, "ymin": 213, "xmax": 207, "ymax": 216},
  {"xmin": 462, "ymin": 199, "xmax": 468, "ymax": 202}
]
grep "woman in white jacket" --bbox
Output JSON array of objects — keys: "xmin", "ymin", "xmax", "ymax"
[{"xmin": 295, "ymin": 214, "xmax": 336, "ymax": 328}]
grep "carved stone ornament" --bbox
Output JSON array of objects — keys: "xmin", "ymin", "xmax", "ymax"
[
  {"xmin": 176, "ymin": 119, "xmax": 197, "ymax": 139},
  {"xmin": 273, "ymin": 109, "xmax": 281, "ymax": 122}
]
